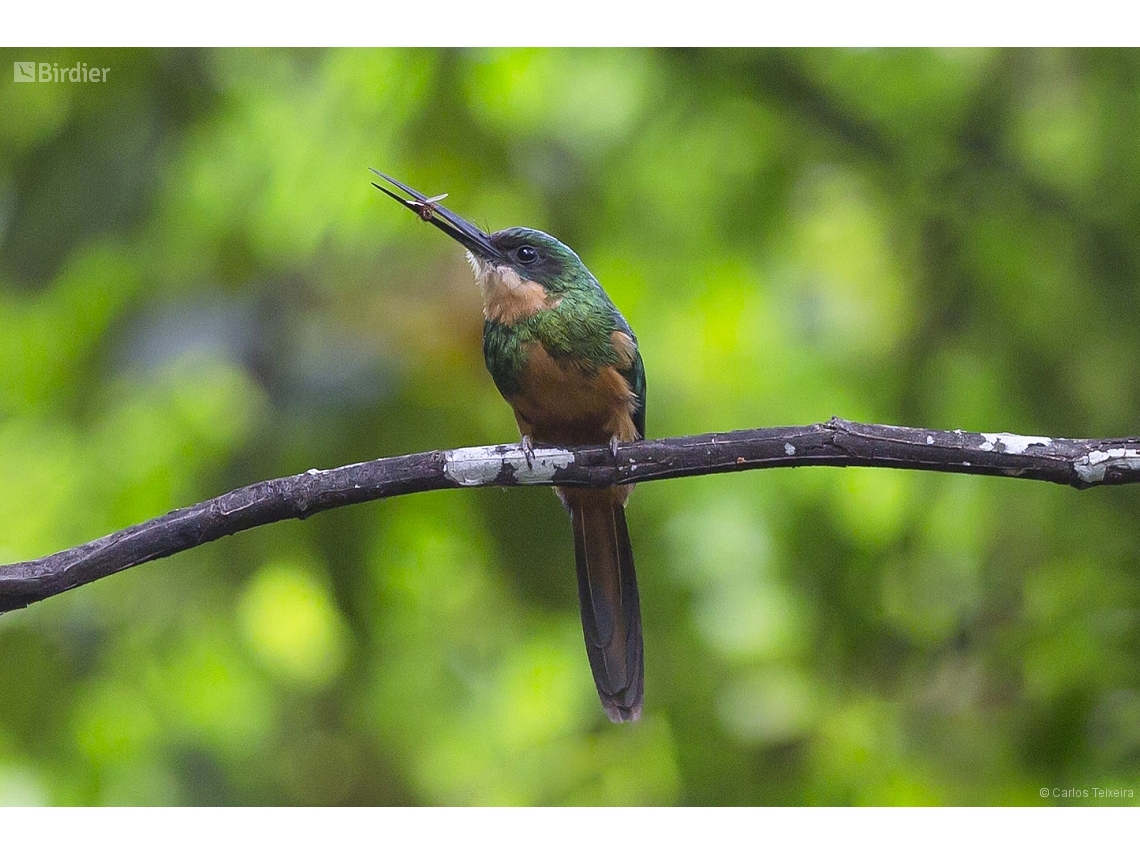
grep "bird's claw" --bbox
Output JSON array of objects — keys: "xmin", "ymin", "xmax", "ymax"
[
  {"xmin": 610, "ymin": 435, "xmax": 620, "ymax": 460},
  {"xmin": 521, "ymin": 435, "xmax": 535, "ymax": 470}
]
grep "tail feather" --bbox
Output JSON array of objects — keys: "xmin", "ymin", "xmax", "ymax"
[{"xmin": 566, "ymin": 488, "xmax": 643, "ymax": 722}]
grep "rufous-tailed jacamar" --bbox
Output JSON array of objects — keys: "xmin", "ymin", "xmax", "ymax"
[{"xmin": 373, "ymin": 170, "xmax": 646, "ymax": 722}]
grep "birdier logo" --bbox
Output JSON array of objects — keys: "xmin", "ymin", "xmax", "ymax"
[{"xmin": 13, "ymin": 61, "xmax": 109, "ymax": 83}]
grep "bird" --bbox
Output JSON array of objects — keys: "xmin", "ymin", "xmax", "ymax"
[{"xmin": 372, "ymin": 170, "xmax": 646, "ymax": 722}]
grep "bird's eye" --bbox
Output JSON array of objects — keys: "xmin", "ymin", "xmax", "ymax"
[{"xmin": 516, "ymin": 246, "xmax": 538, "ymax": 264}]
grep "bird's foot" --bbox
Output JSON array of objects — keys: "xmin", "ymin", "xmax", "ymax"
[
  {"xmin": 610, "ymin": 435, "xmax": 620, "ymax": 461},
  {"xmin": 521, "ymin": 435, "xmax": 535, "ymax": 470}
]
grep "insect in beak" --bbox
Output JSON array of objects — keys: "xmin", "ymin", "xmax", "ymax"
[{"xmin": 410, "ymin": 193, "xmax": 448, "ymax": 222}]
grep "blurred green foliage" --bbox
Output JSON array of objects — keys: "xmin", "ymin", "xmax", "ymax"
[{"xmin": 1, "ymin": 47, "xmax": 1139, "ymax": 806}]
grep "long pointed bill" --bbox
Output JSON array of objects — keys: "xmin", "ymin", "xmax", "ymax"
[{"xmin": 370, "ymin": 169, "xmax": 500, "ymax": 261}]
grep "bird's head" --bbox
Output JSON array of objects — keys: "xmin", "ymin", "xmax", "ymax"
[{"xmin": 372, "ymin": 171, "xmax": 594, "ymax": 304}]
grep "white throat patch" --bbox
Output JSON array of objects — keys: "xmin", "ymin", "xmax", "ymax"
[{"xmin": 467, "ymin": 253, "xmax": 549, "ymax": 324}]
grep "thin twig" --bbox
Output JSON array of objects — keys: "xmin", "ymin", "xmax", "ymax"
[{"xmin": 3, "ymin": 417, "xmax": 1139, "ymax": 614}]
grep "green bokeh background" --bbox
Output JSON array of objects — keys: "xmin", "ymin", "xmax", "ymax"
[{"xmin": 1, "ymin": 47, "xmax": 1139, "ymax": 806}]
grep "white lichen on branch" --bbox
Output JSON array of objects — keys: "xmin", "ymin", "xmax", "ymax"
[
  {"xmin": 444, "ymin": 445, "xmax": 574, "ymax": 486},
  {"xmin": 979, "ymin": 433, "xmax": 1054, "ymax": 454},
  {"xmin": 1073, "ymin": 447, "xmax": 1140, "ymax": 484}
]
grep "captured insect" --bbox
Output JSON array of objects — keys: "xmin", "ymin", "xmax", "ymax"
[
  {"xmin": 369, "ymin": 170, "xmax": 454, "ymax": 226},
  {"xmin": 409, "ymin": 193, "xmax": 448, "ymax": 222}
]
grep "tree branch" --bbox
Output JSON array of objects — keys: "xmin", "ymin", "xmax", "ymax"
[{"xmin": 3, "ymin": 416, "xmax": 1139, "ymax": 614}]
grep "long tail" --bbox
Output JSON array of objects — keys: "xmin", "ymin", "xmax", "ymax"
[{"xmin": 561, "ymin": 487, "xmax": 643, "ymax": 722}]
